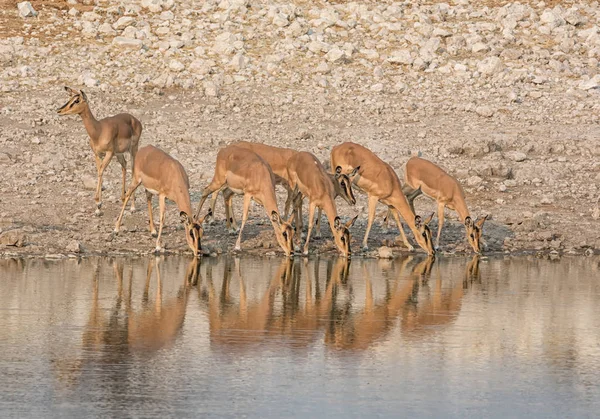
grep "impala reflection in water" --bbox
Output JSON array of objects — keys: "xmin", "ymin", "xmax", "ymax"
[{"xmin": 0, "ymin": 255, "xmax": 599, "ymax": 418}]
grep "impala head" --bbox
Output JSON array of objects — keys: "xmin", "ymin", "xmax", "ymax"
[
  {"xmin": 414, "ymin": 212, "xmax": 435, "ymax": 255},
  {"xmin": 333, "ymin": 215, "xmax": 358, "ymax": 258},
  {"xmin": 270, "ymin": 211, "xmax": 294, "ymax": 257},
  {"xmin": 465, "ymin": 215, "xmax": 487, "ymax": 254},
  {"xmin": 333, "ymin": 166, "xmax": 360, "ymax": 205},
  {"xmin": 180, "ymin": 211, "xmax": 204, "ymax": 257},
  {"xmin": 57, "ymin": 86, "xmax": 88, "ymax": 115}
]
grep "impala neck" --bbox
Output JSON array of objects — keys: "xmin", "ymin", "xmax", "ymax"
[
  {"xmin": 323, "ymin": 200, "xmax": 338, "ymax": 232},
  {"xmin": 175, "ymin": 189, "xmax": 194, "ymax": 218},
  {"xmin": 79, "ymin": 105, "xmax": 101, "ymax": 142},
  {"xmin": 391, "ymin": 193, "xmax": 421, "ymax": 236},
  {"xmin": 454, "ymin": 199, "xmax": 471, "ymax": 223}
]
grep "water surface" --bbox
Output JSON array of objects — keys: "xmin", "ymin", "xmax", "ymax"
[{"xmin": 1, "ymin": 255, "xmax": 599, "ymax": 418}]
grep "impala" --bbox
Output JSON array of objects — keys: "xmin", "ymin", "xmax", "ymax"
[
  {"xmin": 195, "ymin": 145, "xmax": 294, "ymax": 256},
  {"xmin": 287, "ymin": 151, "xmax": 358, "ymax": 257},
  {"xmin": 402, "ymin": 156, "xmax": 487, "ymax": 253},
  {"xmin": 330, "ymin": 142, "xmax": 435, "ymax": 255},
  {"xmin": 57, "ymin": 87, "xmax": 142, "ymax": 214},
  {"xmin": 114, "ymin": 145, "xmax": 204, "ymax": 256}
]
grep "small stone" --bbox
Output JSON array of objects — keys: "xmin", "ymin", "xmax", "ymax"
[
  {"xmin": 541, "ymin": 195, "xmax": 554, "ymax": 205},
  {"xmin": 112, "ymin": 37, "xmax": 142, "ymax": 48},
  {"xmin": 499, "ymin": 184, "xmax": 507, "ymax": 192},
  {"xmin": 475, "ymin": 105, "xmax": 494, "ymax": 117},
  {"xmin": 325, "ymin": 48, "xmax": 345, "ymax": 63},
  {"xmin": 204, "ymin": 81, "xmax": 219, "ymax": 97},
  {"xmin": 81, "ymin": 175, "xmax": 96, "ymax": 190},
  {"xmin": 66, "ymin": 240, "xmax": 82, "ymax": 253},
  {"xmin": 113, "ymin": 17, "xmax": 135, "ymax": 30},
  {"xmin": 477, "ymin": 56, "xmax": 504, "ymax": 75},
  {"xmin": 388, "ymin": 49, "xmax": 413, "ymax": 65},
  {"xmin": 509, "ymin": 151, "xmax": 527, "ymax": 162},
  {"xmin": 17, "ymin": 2, "xmax": 37, "ymax": 18},
  {"xmin": 578, "ymin": 74, "xmax": 600, "ymax": 90},
  {"xmin": 377, "ymin": 246, "xmax": 394, "ymax": 259},
  {"xmin": 466, "ymin": 176, "xmax": 483, "ymax": 186},
  {"xmin": 169, "ymin": 59, "xmax": 185, "ymax": 72}
]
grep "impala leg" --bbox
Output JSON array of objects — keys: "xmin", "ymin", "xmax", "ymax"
[
  {"xmin": 129, "ymin": 146, "xmax": 138, "ymax": 212},
  {"xmin": 146, "ymin": 190, "xmax": 157, "ymax": 237},
  {"xmin": 390, "ymin": 208, "xmax": 414, "ymax": 252},
  {"xmin": 195, "ymin": 179, "xmax": 226, "ymax": 220},
  {"xmin": 302, "ymin": 202, "xmax": 317, "ymax": 255},
  {"xmin": 315, "ymin": 208, "xmax": 322, "ymax": 239},
  {"xmin": 436, "ymin": 202, "xmax": 445, "ymax": 251},
  {"xmin": 382, "ymin": 208, "xmax": 392, "ymax": 234},
  {"xmin": 155, "ymin": 194, "xmax": 167, "ymax": 253},
  {"xmin": 224, "ymin": 189, "xmax": 238, "ymax": 233},
  {"xmin": 95, "ymin": 151, "xmax": 114, "ymax": 214},
  {"xmin": 362, "ymin": 195, "xmax": 379, "ymax": 251},
  {"xmin": 114, "ymin": 180, "xmax": 141, "ymax": 234},
  {"xmin": 283, "ymin": 184, "xmax": 293, "ymax": 220},
  {"xmin": 207, "ymin": 191, "xmax": 219, "ymax": 224},
  {"xmin": 234, "ymin": 194, "xmax": 252, "ymax": 252}
]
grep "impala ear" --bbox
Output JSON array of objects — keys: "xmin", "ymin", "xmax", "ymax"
[
  {"xmin": 271, "ymin": 210, "xmax": 281, "ymax": 224},
  {"xmin": 196, "ymin": 212, "xmax": 208, "ymax": 225},
  {"xmin": 180, "ymin": 211, "xmax": 191, "ymax": 224},
  {"xmin": 415, "ymin": 215, "xmax": 423, "ymax": 229},
  {"xmin": 64, "ymin": 86, "xmax": 79, "ymax": 96},
  {"xmin": 465, "ymin": 216, "xmax": 473, "ymax": 228},
  {"xmin": 80, "ymin": 90, "xmax": 88, "ymax": 102},
  {"xmin": 334, "ymin": 216, "xmax": 342, "ymax": 230},
  {"xmin": 475, "ymin": 214, "xmax": 488, "ymax": 228},
  {"xmin": 423, "ymin": 212, "xmax": 434, "ymax": 225},
  {"xmin": 345, "ymin": 214, "xmax": 358, "ymax": 229},
  {"xmin": 335, "ymin": 166, "xmax": 342, "ymax": 174},
  {"xmin": 350, "ymin": 166, "xmax": 361, "ymax": 177}
]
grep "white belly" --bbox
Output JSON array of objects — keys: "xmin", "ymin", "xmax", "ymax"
[{"xmin": 146, "ymin": 188, "xmax": 159, "ymax": 195}]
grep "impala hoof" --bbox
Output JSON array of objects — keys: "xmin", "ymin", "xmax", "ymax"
[
  {"xmin": 151, "ymin": 231, "xmax": 158, "ymax": 238},
  {"xmin": 154, "ymin": 246, "xmax": 162, "ymax": 254},
  {"xmin": 95, "ymin": 209, "xmax": 103, "ymax": 216},
  {"xmin": 113, "ymin": 229, "xmax": 119, "ymax": 235},
  {"xmin": 234, "ymin": 245, "xmax": 241, "ymax": 252},
  {"xmin": 362, "ymin": 245, "xmax": 369, "ymax": 252}
]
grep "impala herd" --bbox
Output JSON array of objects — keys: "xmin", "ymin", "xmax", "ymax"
[{"xmin": 57, "ymin": 87, "xmax": 487, "ymax": 258}]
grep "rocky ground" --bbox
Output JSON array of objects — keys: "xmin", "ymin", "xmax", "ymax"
[{"xmin": 0, "ymin": 0, "xmax": 599, "ymax": 259}]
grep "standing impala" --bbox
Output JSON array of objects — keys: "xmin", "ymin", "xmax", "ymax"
[
  {"xmin": 114, "ymin": 145, "xmax": 204, "ymax": 256},
  {"xmin": 195, "ymin": 145, "xmax": 295, "ymax": 256},
  {"xmin": 402, "ymin": 156, "xmax": 487, "ymax": 253},
  {"xmin": 330, "ymin": 142, "xmax": 435, "ymax": 255},
  {"xmin": 205, "ymin": 141, "xmax": 357, "ymax": 226},
  {"xmin": 57, "ymin": 87, "xmax": 142, "ymax": 214},
  {"xmin": 287, "ymin": 151, "xmax": 358, "ymax": 257}
]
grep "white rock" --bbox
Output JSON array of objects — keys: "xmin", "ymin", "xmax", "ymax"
[
  {"xmin": 113, "ymin": 17, "xmax": 135, "ymax": 30},
  {"xmin": 540, "ymin": 9, "xmax": 565, "ymax": 29},
  {"xmin": 112, "ymin": 37, "xmax": 143, "ymax": 48},
  {"xmin": 17, "ymin": 1, "xmax": 37, "ymax": 18},
  {"xmin": 98, "ymin": 23, "xmax": 116, "ymax": 35},
  {"xmin": 472, "ymin": 42, "xmax": 490, "ymax": 53},
  {"xmin": 466, "ymin": 176, "xmax": 483, "ymax": 186},
  {"xmin": 273, "ymin": 13, "xmax": 289, "ymax": 27},
  {"xmin": 169, "ymin": 60, "xmax": 185, "ymax": 72},
  {"xmin": 66, "ymin": 240, "xmax": 82, "ymax": 253},
  {"xmin": 578, "ymin": 74, "xmax": 600, "ymax": 90},
  {"xmin": 229, "ymin": 53, "xmax": 247, "ymax": 70},
  {"xmin": 325, "ymin": 48, "xmax": 345, "ymax": 63},
  {"xmin": 477, "ymin": 56, "xmax": 504, "ymax": 75},
  {"xmin": 204, "ymin": 81, "xmax": 219, "ymax": 97},
  {"xmin": 387, "ymin": 49, "xmax": 413, "ymax": 65},
  {"xmin": 189, "ymin": 59, "xmax": 212, "ymax": 75},
  {"xmin": 475, "ymin": 105, "xmax": 494, "ymax": 117},
  {"xmin": 508, "ymin": 151, "xmax": 527, "ymax": 162},
  {"xmin": 82, "ymin": 11, "xmax": 101, "ymax": 21}
]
